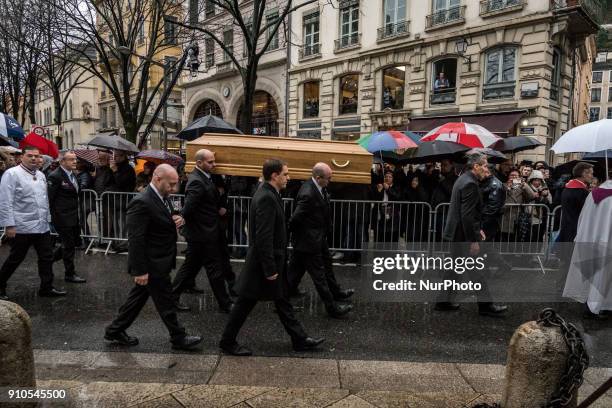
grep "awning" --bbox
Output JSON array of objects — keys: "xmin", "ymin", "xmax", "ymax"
[{"xmin": 408, "ymin": 111, "xmax": 526, "ymax": 134}]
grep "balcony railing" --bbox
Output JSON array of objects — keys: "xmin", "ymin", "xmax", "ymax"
[
  {"xmin": 299, "ymin": 43, "xmax": 321, "ymax": 60},
  {"xmin": 550, "ymin": 0, "xmax": 605, "ymax": 25},
  {"xmin": 480, "ymin": 0, "xmax": 524, "ymax": 16},
  {"xmin": 377, "ymin": 20, "xmax": 410, "ymax": 40},
  {"xmin": 431, "ymin": 88, "xmax": 457, "ymax": 105},
  {"xmin": 483, "ymin": 81, "xmax": 516, "ymax": 100},
  {"xmin": 334, "ymin": 33, "xmax": 361, "ymax": 52},
  {"xmin": 426, "ymin": 6, "xmax": 466, "ymax": 29}
]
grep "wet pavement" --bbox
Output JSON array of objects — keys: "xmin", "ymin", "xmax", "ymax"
[{"xmin": 1, "ymin": 246, "xmax": 611, "ymax": 367}]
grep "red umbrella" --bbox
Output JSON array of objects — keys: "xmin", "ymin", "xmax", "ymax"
[
  {"xmin": 420, "ymin": 122, "xmax": 500, "ymax": 148},
  {"xmin": 19, "ymin": 132, "xmax": 59, "ymax": 158},
  {"xmin": 73, "ymin": 149, "xmax": 100, "ymax": 165}
]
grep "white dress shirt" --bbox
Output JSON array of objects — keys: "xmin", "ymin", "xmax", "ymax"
[
  {"xmin": 0, "ymin": 165, "xmax": 51, "ymax": 233},
  {"xmin": 311, "ymin": 177, "xmax": 325, "ymax": 199}
]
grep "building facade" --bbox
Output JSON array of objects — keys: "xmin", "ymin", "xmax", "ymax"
[
  {"xmin": 34, "ymin": 68, "xmax": 99, "ymax": 149},
  {"xmin": 286, "ymin": 0, "xmax": 602, "ymax": 163},
  {"xmin": 589, "ymin": 51, "xmax": 612, "ymax": 122}
]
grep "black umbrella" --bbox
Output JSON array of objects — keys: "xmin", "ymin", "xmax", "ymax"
[
  {"xmin": 0, "ymin": 134, "xmax": 19, "ymax": 147},
  {"xmin": 398, "ymin": 141, "xmax": 469, "ymax": 164},
  {"xmin": 177, "ymin": 115, "xmax": 243, "ymax": 141},
  {"xmin": 583, "ymin": 149, "xmax": 612, "ymax": 160},
  {"xmin": 490, "ymin": 136, "xmax": 543, "ymax": 153},
  {"xmin": 552, "ymin": 159, "xmax": 599, "ymax": 179},
  {"xmin": 87, "ymin": 133, "xmax": 139, "ymax": 153}
]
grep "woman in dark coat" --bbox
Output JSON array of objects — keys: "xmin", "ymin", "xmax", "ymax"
[
  {"xmin": 370, "ymin": 170, "xmax": 403, "ymax": 243},
  {"xmin": 404, "ymin": 175, "xmax": 430, "ymax": 243}
]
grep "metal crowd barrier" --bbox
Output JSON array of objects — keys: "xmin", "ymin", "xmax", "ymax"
[{"xmin": 0, "ymin": 189, "xmax": 565, "ymax": 260}]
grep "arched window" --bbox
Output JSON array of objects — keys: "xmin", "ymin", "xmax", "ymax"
[
  {"xmin": 236, "ymin": 91, "xmax": 279, "ymax": 136},
  {"xmin": 381, "ymin": 66, "xmax": 405, "ymax": 110},
  {"xmin": 339, "ymin": 74, "xmax": 358, "ymax": 115},
  {"xmin": 194, "ymin": 99, "xmax": 222, "ymax": 119},
  {"xmin": 70, "ymin": 130, "xmax": 74, "ymax": 148},
  {"xmin": 483, "ymin": 46, "xmax": 517, "ymax": 100},
  {"xmin": 431, "ymin": 58, "xmax": 457, "ymax": 105},
  {"xmin": 303, "ymin": 81, "xmax": 320, "ymax": 118},
  {"xmin": 69, "ymin": 100, "xmax": 73, "ymax": 119}
]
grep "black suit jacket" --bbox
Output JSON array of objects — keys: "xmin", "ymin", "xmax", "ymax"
[
  {"xmin": 289, "ymin": 179, "xmax": 331, "ymax": 253},
  {"xmin": 181, "ymin": 168, "xmax": 223, "ymax": 244},
  {"xmin": 557, "ymin": 186, "xmax": 589, "ymax": 243},
  {"xmin": 47, "ymin": 167, "xmax": 79, "ymax": 227},
  {"xmin": 127, "ymin": 186, "xmax": 177, "ymax": 277},
  {"xmin": 235, "ymin": 182, "xmax": 287, "ymax": 300},
  {"xmin": 443, "ymin": 171, "xmax": 482, "ymax": 242}
]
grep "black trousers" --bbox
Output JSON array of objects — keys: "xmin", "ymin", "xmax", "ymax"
[
  {"xmin": 53, "ymin": 225, "xmax": 82, "ymax": 277},
  {"xmin": 0, "ymin": 232, "xmax": 55, "ymax": 291},
  {"xmin": 106, "ymin": 273, "xmax": 186, "ymax": 342},
  {"xmin": 288, "ymin": 247, "xmax": 342, "ymax": 308},
  {"xmin": 173, "ymin": 241, "xmax": 233, "ymax": 307},
  {"xmin": 220, "ymin": 295, "xmax": 307, "ymax": 346}
]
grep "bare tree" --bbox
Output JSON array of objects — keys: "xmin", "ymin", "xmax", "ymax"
[{"xmin": 175, "ymin": 0, "xmax": 326, "ymax": 134}]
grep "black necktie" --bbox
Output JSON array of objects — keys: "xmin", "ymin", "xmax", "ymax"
[{"xmin": 163, "ymin": 198, "xmax": 172, "ymax": 214}]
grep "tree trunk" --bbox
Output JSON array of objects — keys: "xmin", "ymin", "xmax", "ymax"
[
  {"xmin": 239, "ymin": 66, "xmax": 258, "ymax": 135},
  {"xmin": 124, "ymin": 121, "xmax": 138, "ymax": 144},
  {"xmin": 27, "ymin": 76, "xmax": 36, "ymax": 125},
  {"xmin": 53, "ymin": 90, "xmax": 63, "ymax": 137}
]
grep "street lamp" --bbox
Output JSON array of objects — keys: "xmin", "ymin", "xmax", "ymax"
[{"xmin": 455, "ymin": 37, "xmax": 472, "ymax": 72}]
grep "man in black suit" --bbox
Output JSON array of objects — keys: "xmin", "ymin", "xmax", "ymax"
[
  {"xmin": 48, "ymin": 151, "xmax": 86, "ymax": 283},
  {"xmin": 172, "ymin": 149, "xmax": 235, "ymax": 312},
  {"xmin": 557, "ymin": 162, "xmax": 593, "ymax": 244},
  {"xmin": 105, "ymin": 164, "xmax": 201, "ymax": 350},
  {"xmin": 436, "ymin": 151, "xmax": 507, "ymax": 317},
  {"xmin": 219, "ymin": 159, "xmax": 325, "ymax": 356},
  {"xmin": 288, "ymin": 163, "xmax": 353, "ymax": 318}
]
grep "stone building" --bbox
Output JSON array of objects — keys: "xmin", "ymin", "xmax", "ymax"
[
  {"xmin": 589, "ymin": 51, "xmax": 612, "ymax": 122},
  {"xmin": 286, "ymin": 0, "xmax": 602, "ymax": 163}
]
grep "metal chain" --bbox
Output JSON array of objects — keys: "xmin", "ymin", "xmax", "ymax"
[{"xmin": 472, "ymin": 308, "xmax": 589, "ymax": 408}]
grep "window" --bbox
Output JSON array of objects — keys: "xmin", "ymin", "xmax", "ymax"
[
  {"xmin": 69, "ymin": 100, "xmax": 73, "ymax": 120},
  {"xmin": 110, "ymin": 106, "xmax": 117, "ymax": 128},
  {"xmin": 591, "ymin": 88, "xmax": 601, "ymax": 102},
  {"xmin": 164, "ymin": 16, "xmax": 177, "ymax": 45},
  {"xmin": 483, "ymin": 47, "xmax": 517, "ymax": 100},
  {"xmin": 339, "ymin": 74, "xmax": 359, "ymax": 115},
  {"xmin": 591, "ymin": 72, "xmax": 602, "ymax": 83},
  {"xmin": 205, "ymin": 0, "xmax": 215, "ymax": 18},
  {"xmin": 550, "ymin": 48, "xmax": 561, "ymax": 102},
  {"xmin": 194, "ymin": 99, "xmax": 223, "ymax": 119},
  {"xmin": 608, "ymin": 87, "xmax": 612, "ymax": 102},
  {"xmin": 137, "ymin": 20, "xmax": 145, "ymax": 44},
  {"xmin": 431, "ymin": 58, "xmax": 457, "ymax": 104},
  {"xmin": 101, "ymin": 107, "xmax": 108, "ymax": 128},
  {"xmin": 382, "ymin": 0, "xmax": 407, "ymax": 37},
  {"xmin": 303, "ymin": 11, "xmax": 320, "ymax": 57},
  {"xmin": 332, "ymin": 130, "xmax": 360, "ymax": 141},
  {"xmin": 205, "ymin": 37, "xmax": 215, "ymax": 68},
  {"xmin": 589, "ymin": 107, "xmax": 600, "ymax": 122},
  {"xmin": 382, "ymin": 67, "xmax": 405, "ymax": 110},
  {"xmin": 164, "ymin": 57, "xmax": 177, "ymax": 80},
  {"xmin": 608, "ymin": 107, "xmax": 612, "ymax": 119},
  {"xmin": 338, "ymin": 1, "xmax": 359, "ymax": 49},
  {"xmin": 303, "ymin": 81, "xmax": 320, "ymax": 118},
  {"xmin": 610, "ymin": 71, "xmax": 612, "ymax": 82},
  {"xmin": 70, "ymin": 130, "xmax": 74, "ymax": 148},
  {"xmin": 189, "ymin": 0, "xmax": 198, "ymax": 24},
  {"xmin": 223, "ymin": 29, "xmax": 233, "ymax": 62},
  {"xmin": 266, "ymin": 11, "xmax": 279, "ymax": 51},
  {"xmin": 431, "ymin": 0, "xmax": 461, "ymax": 26}
]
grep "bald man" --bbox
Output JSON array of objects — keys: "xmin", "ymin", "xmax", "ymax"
[
  {"xmin": 105, "ymin": 164, "xmax": 202, "ymax": 350},
  {"xmin": 288, "ymin": 163, "xmax": 354, "ymax": 318},
  {"xmin": 172, "ymin": 149, "xmax": 235, "ymax": 313}
]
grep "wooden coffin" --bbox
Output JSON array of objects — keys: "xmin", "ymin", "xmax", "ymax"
[{"xmin": 186, "ymin": 133, "xmax": 373, "ymax": 184}]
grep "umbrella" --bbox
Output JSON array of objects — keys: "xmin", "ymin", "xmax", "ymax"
[
  {"xmin": 421, "ymin": 122, "xmax": 501, "ymax": 148},
  {"xmin": 136, "ymin": 149, "xmax": 183, "ymax": 167},
  {"xmin": 0, "ymin": 113, "xmax": 25, "ymax": 141},
  {"xmin": 551, "ymin": 119, "xmax": 612, "ymax": 178},
  {"xmin": 87, "ymin": 133, "xmax": 139, "ymax": 153},
  {"xmin": 396, "ymin": 140, "xmax": 469, "ymax": 164},
  {"xmin": 19, "ymin": 132, "xmax": 59, "ymax": 158},
  {"xmin": 583, "ymin": 149, "xmax": 612, "ymax": 160},
  {"xmin": 74, "ymin": 149, "xmax": 100, "ymax": 165},
  {"xmin": 0, "ymin": 145, "xmax": 21, "ymax": 154},
  {"xmin": 0, "ymin": 134, "xmax": 19, "ymax": 147},
  {"xmin": 454, "ymin": 147, "xmax": 507, "ymax": 164},
  {"xmin": 357, "ymin": 131, "xmax": 419, "ymax": 153},
  {"xmin": 403, "ymin": 131, "xmax": 423, "ymax": 145},
  {"xmin": 490, "ymin": 136, "xmax": 543, "ymax": 153},
  {"xmin": 177, "ymin": 115, "xmax": 243, "ymax": 141}
]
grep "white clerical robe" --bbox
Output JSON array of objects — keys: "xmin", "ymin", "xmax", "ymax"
[{"xmin": 563, "ymin": 180, "xmax": 612, "ymax": 313}]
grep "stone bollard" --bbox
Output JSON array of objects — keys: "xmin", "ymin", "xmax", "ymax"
[
  {"xmin": 0, "ymin": 300, "xmax": 36, "ymax": 408},
  {"xmin": 500, "ymin": 318, "xmax": 578, "ymax": 408}
]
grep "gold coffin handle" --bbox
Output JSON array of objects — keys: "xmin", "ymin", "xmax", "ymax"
[{"xmin": 332, "ymin": 159, "xmax": 351, "ymax": 168}]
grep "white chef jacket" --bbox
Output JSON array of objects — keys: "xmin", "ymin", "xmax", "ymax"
[{"xmin": 0, "ymin": 165, "xmax": 51, "ymax": 234}]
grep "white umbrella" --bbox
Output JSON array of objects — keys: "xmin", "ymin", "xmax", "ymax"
[{"xmin": 551, "ymin": 119, "xmax": 612, "ymax": 178}]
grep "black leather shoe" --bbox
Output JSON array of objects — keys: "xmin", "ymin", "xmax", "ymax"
[
  {"xmin": 65, "ymin": 275, "xmax": 87, "ymax": 283},
  {"xmin": 478, "ymin": 304, "xmax": 508, "ymax": 317},
  {"xmin": 0, "ymin": 289, "xmax": 8, "ymax": 301},
  {"xmin": 184, "ymin": 287, "xmax": 205, "ymax": 294},
  {"xmin": 327, "ymin": 303, "xmax": 352, "ymax": 318},
  {"xmin": 38, "ymin": 288, "xmax": 67, "ymax": 297},
  {"xmin": 583, "ymin": 309, "xmax": 608, "ymax": 320},
  {"xmin": 174, "ymin": 301, "xmax": 191, "ymax": 312},
  {"xmin": 104, "ymin": 331, "xmax": 139, "ymax": 346},
  {"xmin": 293, "ymin": 337, "xmax": 325, "ymax": 352},
  {"xmin": 171, "ymin": 335, "xmax": 202, "ymax": 351},
  {"xmin": 220, "ymin": 342, "xmax": 252, "ymax": 356},
  {"xmin": 434, "ymin": 302, "xmax": 460, "ymax": 311},
  {"xmin": 219, "ymin": 302, "xmax": 234, "ymax": 314},
  {"xmin": 334, "ymin": 288, "xmax": 355, "ymax": 300}
]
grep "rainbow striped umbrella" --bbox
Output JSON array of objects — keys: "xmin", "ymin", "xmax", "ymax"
[{"xmin": 357, "ymin": 131, "xmax": 419, "ymax": 153}]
